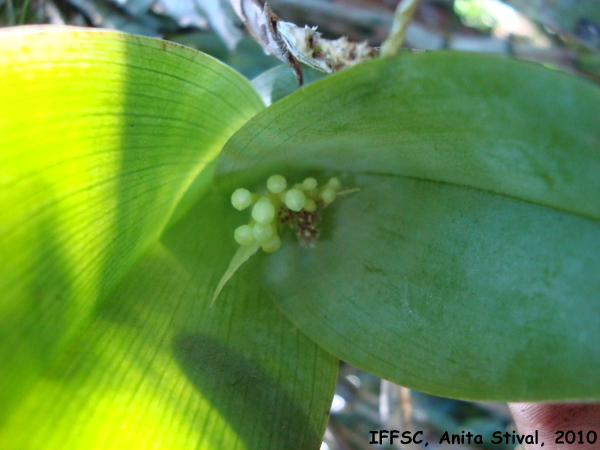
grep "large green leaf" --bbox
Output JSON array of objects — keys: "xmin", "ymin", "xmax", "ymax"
[
  {"xmin": 0, "ymin": 26, "xmax": 337, "ymax": 448},
  {"xmin": 0, "ymin": 191, "xmax": 337, "ymax": 449},
  {"xmin": 215, "ymin": 52, "xmax": 600, "ymax": 400}
]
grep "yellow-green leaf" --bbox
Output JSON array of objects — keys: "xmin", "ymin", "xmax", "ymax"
[{"xmin": 1, "ymin": 26, "xmax": 337, "ymax": 449}]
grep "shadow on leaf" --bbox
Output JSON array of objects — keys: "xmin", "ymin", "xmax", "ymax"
[{"xmin": 173, "ymin": 333, "xmax": 320, "ymax": 450}]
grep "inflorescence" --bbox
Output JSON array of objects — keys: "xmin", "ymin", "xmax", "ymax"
[
  {"xmin": 231, "ymin": 175, "xmax": 344, "ymax": 252},
  {"xmin": 212, "ymin": 175, "xmax": 350, "ymax": 304}
]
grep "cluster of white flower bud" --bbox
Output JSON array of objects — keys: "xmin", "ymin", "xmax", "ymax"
[{"xmin": 231, "ymin": 175, "xmax": 343, "ymax": 253}]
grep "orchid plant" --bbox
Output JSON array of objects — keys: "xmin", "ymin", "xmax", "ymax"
[{"xmin": 0, "ymin": 23, "xmax": 599, "ymax": 449}]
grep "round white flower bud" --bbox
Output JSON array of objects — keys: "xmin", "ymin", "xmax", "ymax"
[
  {"xmin": 327, "ymin": 177, "xmax": 342, "ymax": 191},
  {"xmin": 321, "ymin": 188, "xmax": 336, "ymax": 204},
  {"xmin": 261, "ymin": 234, "xmax": 281, "ymax": 253},
  {"xmin": 302, "ymin": 177, "xmax": 318, "ymax": 190},
  {"xmin": 284, "ymin": 189, "xmax": 306, "ymax": 212},
  {"xmin": 267, "ymin": 174, "xmax": 287, "ymax": 193},
  {"xmin": 304, "ymin": 198, "xmax": 317, "ymax": 212},
  {"xmin": 234, "ymin": 224, "xmax": 255, "ymax": 246},
  {"xmin": 251, "ymin": 198, "xmax": 276, "ymax": 224},
  {"xmin": 231, "ymin": 188, "xmax": 253, "ymax": 210},
  {"xmin": 253, "ymin": 222, "xmax": 275, "ymax": 242}
]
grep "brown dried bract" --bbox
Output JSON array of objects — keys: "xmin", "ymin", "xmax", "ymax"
[
  {"xmin": 295, "ymin": 209, "xmax": 321, "ymax": 247},
  {"xmin": 278, "ymin": 205, "xmax": 322, "ymax": 247}
]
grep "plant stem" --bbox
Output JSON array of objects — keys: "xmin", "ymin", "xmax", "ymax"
[{"xmin": 380, "ymin": 0, "xmax": 422, "ymax": 57}]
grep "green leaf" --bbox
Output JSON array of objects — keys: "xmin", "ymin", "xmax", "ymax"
[
  {"xmin": 0, "ymin": 191, "xmax": 337, "ymax": 449},
  {"xmin": 215, "ymin": 52, "xmax": 600, "ymax": 400},
  {"xmin": 0, "ymin": 26, "xmax": 337, "ymax": 448},
  {"xmin": 0, "ymin": 24, "xmax": 259, "ymax": 417},
  {"xmin": 252, "ymin": 65, "xmax": 327, "ymax": 106}
]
